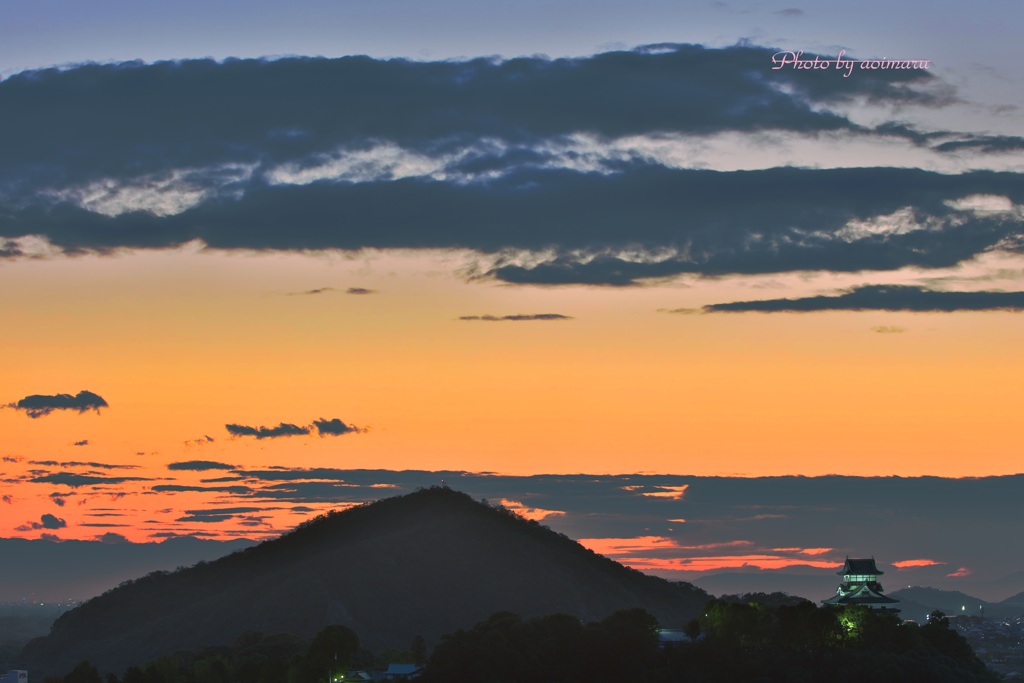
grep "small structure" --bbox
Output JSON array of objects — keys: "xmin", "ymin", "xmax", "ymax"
[
  {"xmin": 822, "ymin": 557, "xmax": 900, "ymax": 611},
  {"xmin": 381, "ymin": 663, "xmax": 422, "ymax": 680},
  {"xmin": 0, "ymin": 672, "xmax": 27, "ymax": 683}
]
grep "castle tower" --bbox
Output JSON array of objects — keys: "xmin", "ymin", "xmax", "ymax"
[{"xmin": 822, "ymin": 557, "xmax": 900, "ymax": 611}]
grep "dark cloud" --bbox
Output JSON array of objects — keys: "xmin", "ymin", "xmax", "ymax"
[
  {"xmin": 0, "ymin": 45, "xmax": 933, "ymax": 192},
  {"xmin": 0, "ymin": 238, "xmax": 26, "ymax": 258},
  {"xmin": 775, "ymin": 8, "xmax": 804, "ymax": 16},
  {"xmin": 72, "ymin": 440, "xmax": 89, "ymax": 447},
  {"xmin": 152, "ymin": 484, "xmax": 253, "ymax": 495},
  {"xmin": 176, "ymin": 514, "xmax": 234, "ymax": 524},
  {"xmin": 872, "ymin": 326, "xmax": 906, "ymax": 333},
  {"xmin": 184, "ymin": 435, "xmax": 216, "ymax": 446},
  {"xmin": 17, "ymin": 514, "xmax": 68, "ymax": 531},
  {"xmin": 346, "ymin": 287, "xmax": 375, "ymax": 295},
  {"xmin": 249, "ymin": 481, "xmax": 376, "ymax": 503},
  {"xmin": 1, "ymin": 46, "xmax": 1004, "ymax": 289},
  {"xmin": 225, "ymin": 422, "xmax": 309, "ymax": 439},
  {"xmin": 225, "ymin": 467, "xmax": 367, "ymax": 481},
  {"xmin": 176, "ymin": 507, "xmax": 269, "ymax": 523},
  {"xmin": 97, "ymin": 532, "xmax": 130, "ymax": 544},
  {"xmin": 6, "ymin": 390, "xmax": 108, "ymax": 418},
  {"xmin": 166, "ymin": 460, "xmax": 237, "ymax": 471},
  {"xmin": 458, "ymin": 313, "xmax": 573, "ymax": 321},
  {"xmin": 29, "ymin": 472, "xmax": 153, "ymax": 487},
  {"xmin": 238, "ymin": 517, "xmax": 273, "ymax": 527},
  {"xmin": 50, "ymin": 492, "xmax": 72, "ymax": 507},
  {"xmin": 933, "ymin": 135, "xmax": 1024, "ymax": 154},
  {"xmin": 7, "ymin": 165, "xmax": 1020, "ymax": 288},
  {"xmin": 226, "ymin": 419, "xmax": 365, "ymax": 439},
  {"xmin": 312, "ymin": 418, "xmax": 363, "ymax": 436},
  {"xmin": 703, "ymin": 284, "xmax": 1024, "ymax": 312},
  {"xmin": 1, "ymin": 495, "xmax": 12, "ymax": 504}
]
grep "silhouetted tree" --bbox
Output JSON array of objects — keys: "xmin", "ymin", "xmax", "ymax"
[
  {"xmin": 411, "ymin": 634, "xmax": 428, "ymax": 665},
  {"xmin": 290, "ymin": 624, "xmax": 359, "ymax": 682},
  {"xmin": 62, "ymin": 661, "xmax": 102, "ymax": 683}
]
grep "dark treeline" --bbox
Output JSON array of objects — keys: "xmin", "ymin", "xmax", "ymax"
[
  {"xmin": 44, "ymin": 624, "xmax": 380, "ymax": 683},
  {"xmin": 420, "ymin": 601, "xmax": 998, "ymax": 683},
  {"xmin": 43, "ymin": 601, "xmax": 998, "ymax": 683}
]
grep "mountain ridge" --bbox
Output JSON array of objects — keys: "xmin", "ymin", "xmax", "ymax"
[{"xmin": 20, "ymin": 487, "xmax": 710, "ymax": 677}]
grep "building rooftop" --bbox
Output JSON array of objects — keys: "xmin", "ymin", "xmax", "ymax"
[
  {"xmin": 823, "ymin": 583, "xmax": 900, "ymax": 606},
  {"xmin": 838, "ymin": 557, "xmax": 883, "ymax": 576}
]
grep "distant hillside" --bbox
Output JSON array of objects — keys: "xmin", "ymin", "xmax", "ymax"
[
  {"xmin": 693, "ymin": 569, "xmax": 837, "ymax": 602},
  {"xmin": 999, "ymin": 589, "xmax": 1024, "ymax": 606},
  {"xmin": 0, "ymin": 536, "xmax": 256, "ymax": 602},
  {"xmin": 889, "ymin": 587, "xmax": 1024, "ymax": 621},
  {"xmin": 19, "ymin": 487, "xmax": 710, "ymax": 677}
]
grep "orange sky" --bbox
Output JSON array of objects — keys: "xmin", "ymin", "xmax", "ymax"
[{"xmin": 2, "ymin": 247, "xmax": 1022, "ymax": 543}]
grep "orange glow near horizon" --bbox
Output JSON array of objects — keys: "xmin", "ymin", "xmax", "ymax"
[
  {"xmin": 773, "ymin": 547, "xmax": 833, "ymax": 556},
  {"xmin": 893, "ymin": 559, "xmax": 946, "ymax": 568},
  {"xmin": 579, "ymin": 537, "xmax": 758, "ymax": 556},
  {"xmin": 497, "ymin": 499, "xmax": 566, "ymax": 521},
  {"xmin": 621, "ymin": 555, "xmax": 841, "ymax": 572}
]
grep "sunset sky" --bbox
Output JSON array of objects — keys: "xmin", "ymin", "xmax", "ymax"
[{"xmin": 2, "ymin": 0, "xmax": 1023, "ymax": 589}]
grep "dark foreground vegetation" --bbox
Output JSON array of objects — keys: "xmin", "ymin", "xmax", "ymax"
[
  {"xmin": 43, "ymin": 624, "xmax": 370, "ymax": 683},
  {"xmin": 42, "ymin": 600, "xmax": 999, "ymax": 683},
  {"xmin": 419, "ymin": 602, "xmax": 998, "ymax": 683}
]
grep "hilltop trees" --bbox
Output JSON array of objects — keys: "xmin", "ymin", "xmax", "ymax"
[
  {"xmin": 675, "ymin": 600, "xmax": 997, "ymax": 683},
  {"xmin": 46, "ymin": 601, "xmax": 999, "ymax": 683},
  {"xmin": 421, "ymin": 608, "xmax": 660, "ymax": 683}
]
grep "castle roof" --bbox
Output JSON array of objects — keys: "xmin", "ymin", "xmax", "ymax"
[
  {"xmin": 838, "ymin": 557, "xmax": 883, "ymax": 576},
  {"xmin": 822, "ymin": 583, "xmax": 899, "ymax": 607}
]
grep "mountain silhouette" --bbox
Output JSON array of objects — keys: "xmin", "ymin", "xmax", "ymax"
[
  {"xmin": 888, "ymin": 586, "xmax": 1024, "ymax": 621},
  {"xmin": 21, "ymin": 487, "xmax": 709, "ymax": 676}
]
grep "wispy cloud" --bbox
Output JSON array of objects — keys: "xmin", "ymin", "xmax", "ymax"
[
  {"xmin": 893, "ymin": 559, "xmax": 946, "ymax": 568},
  {"xmin": 152, "ymin": 484, "xmax": 253, "ymax": 495},
  {"xmin": 225, "ymin": 422, "xmax": 309, "ymax": 439},
  {"xmin": 166, "ymin": 460, "xmax": 237, "ymax": 471},
  {"xmin": 458, "ymin": 314, "xmax": 573, "ymax": 321},
  {"xmin": 288, "ymin": 287, "xmax": 335, "ymax": 296},
  {"xmin": 29, "ymin": 460, "xmax": 139, "ymax": 470},
  {"xmin": 28, "ymin": 472, "xmax": 152, "ymax": 487},
  {"xmin": 704, "ymin": 285, "xmax": 1024, "ymax": 313}
]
